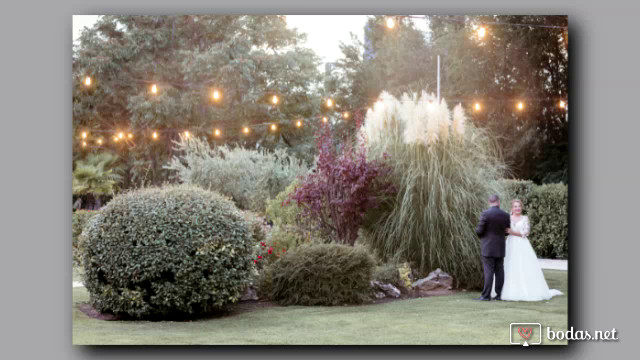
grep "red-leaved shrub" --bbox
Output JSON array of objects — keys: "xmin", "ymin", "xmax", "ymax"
[{"xmin": 287, "ymin": 124, "xmax": 395, "ymax": 246}]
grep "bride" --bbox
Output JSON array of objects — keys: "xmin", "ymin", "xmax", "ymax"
[{"xmin": 493, "ymin": 199, "xmax": 563, "ymax": 301}]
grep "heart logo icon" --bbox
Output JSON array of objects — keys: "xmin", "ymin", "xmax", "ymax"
[{"xmin": 518, "ymin": 327, "xmax": 532, "ymax": 340}]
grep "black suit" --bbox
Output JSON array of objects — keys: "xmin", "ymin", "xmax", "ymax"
[{"xmin": 475, "ymin": 205, "xmax": 511, "ymax": 299}]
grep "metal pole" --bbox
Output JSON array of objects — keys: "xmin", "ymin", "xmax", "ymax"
[{"xmin": 437, "ymin": 55, "xmax": 441, "ymax": 103}]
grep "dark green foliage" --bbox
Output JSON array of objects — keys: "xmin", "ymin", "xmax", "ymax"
[
  {"xmin": 372, "ymin": 263, "xmax": 401, "ymax": 286},
  {"xmin": 265, "ymin": 244, "xmax": 375, "ymax": 306},
  {"xmin": 72, "ymin": 210, "xmax": 99, "ymax": 266},
  {"xmin": 528, "ymin": 184, "xmax": 568, "ymax": 259},
  {"xmin": 499, "ymin": 179, "xmax": 535, "ymax": 212},
  {"xmin": 499, "ymin": 179, "xmax": 568, "ymax": 259},
  {"xmin": 81, "ymin": 185, "xmax": 254, "ymax": 318}
]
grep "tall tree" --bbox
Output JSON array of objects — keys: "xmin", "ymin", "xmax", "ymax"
[
  {"xmin": 430, "ymin": 15, "xmax": 568, "ymax": 183},
  {"xmin": 333, "ymin": 15, "xmax": 568, "ymax": 183},
  {"xmin": 73, "ymin": 15, "xmax": 323, "ymax": 187}
]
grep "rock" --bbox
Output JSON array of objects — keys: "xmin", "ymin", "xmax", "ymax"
[
  {"xmin": 240, "ymin": 285, "xmax": 259, "ymax": 301},
  {"xmin": 374, "ymin": 291, "xmax": 386, "ymax": 299},
  {"xmin": 411, "ymin": 268, "xmax": 454, "ymax": 294},
  {"xmin": 371, "ymin": 280, "xmax": 401, "ymax": 298}
]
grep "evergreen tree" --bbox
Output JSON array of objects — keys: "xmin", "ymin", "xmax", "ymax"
[{"xmin": 73, "ymin": 15, "xmax": 323, "ymax": 187}]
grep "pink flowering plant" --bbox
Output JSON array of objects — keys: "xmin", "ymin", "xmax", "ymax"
[{"xmin": 287, "ymin": 121, "xmax": 395, "ymax": 246}]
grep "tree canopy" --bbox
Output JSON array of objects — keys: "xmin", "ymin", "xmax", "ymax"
[{"xmin": 73, "ymin": 15, "xmax": 324, "ymax": 186}]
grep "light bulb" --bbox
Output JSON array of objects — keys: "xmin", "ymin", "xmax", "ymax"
[
  {"xmin": 343, "ymin": 112, "xmax": 349, "ymax": 119},
  {"xmin": 296, "ymin": 120, "xmax": 302, "ymax": 128},
  {"xmin": 151, "ymin": 84, "xmax": 158, "ymax": 94},
  {"xmin": 214, "ymin": 129, "xmax": 221, "ymax": 137},
  {"xmin": 81, "ymin": 132, "xmax": 87, "ymax": 139},
  {"xmin": 478, "ymin": 27, "xmax": 487, "ymax": 38},
  {"xmin": 517, "ymin": 102, "xmax": 524, "ymax": 110},
  {"xmin": 84, "ymin": 76, "xmax": 91, "ymax": 86},
  {"xmin": 474, "ymin": 103, "xmax": 481, "ymax": 111},
  {"xmin": 212, "ymin": 90, "xmax": 221, "ymax": 101},
  {"xmin": 243, "ymin": 127, "xmax": 250, "ymax": 134},
  {"xmin": 322, "ymin": 117, "xmax": 328, "ymax": 123},
  {"xmin": 559, "ymin": 100, "xmax": 566, "ymax": 109},
  {"xmin": 270, "ymin": 124, "xmax": 277, "ymax": 131},
  {"xmin": 326, "ymin": 98, "xmax": 333, "ymax": 107},
  {"xmin": 272, "ymin": 95, "xmax": 279, "ymax": 104},
  {"xmin": 152, "ymin": 132, "xmax": 158, "ymax": 139},
  {"xmin": 386, "ymin": 17, "xmax": 395, "ymax": 29}
]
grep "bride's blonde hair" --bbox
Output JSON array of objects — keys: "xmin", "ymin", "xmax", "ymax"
[{"xmin": 510, "ymin": 199, "xmax": 524, "ymax": 215}]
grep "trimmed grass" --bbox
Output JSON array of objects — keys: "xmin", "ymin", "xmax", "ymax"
[{"xmin": 72, "ymin": 270, "xmax": 567, "ymax": 345}]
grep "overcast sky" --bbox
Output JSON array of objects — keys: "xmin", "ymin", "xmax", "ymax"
[{"xmin": 73, "ymin": 15, "xmax": 429, "ymax": 65}]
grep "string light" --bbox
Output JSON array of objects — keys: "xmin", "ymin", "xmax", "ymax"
[
  {"xmin": 212, "ymin": 89, "xmax": 221, "ymax": 101},
  {"xmin": 151, "ymin": 84, "xmax": 158, "ymax": 94},
  {"xmin": 517, "ymin": 101, "xmax": 525, "ymax": 110},
  {"xmin": 326, "ymin": 98, "xmax": 333, "ymax": 108},
  {"xmin": 296, "ymin": 120, "xmax": 302, "ymax": 128},
  {"xmin": 343, "ymin": 112, "xmax": 349, "ymax": 119},
  {"xmin": 184, "ymin": 131, "xmax": 190, "ymax": 138},
  {"xmin": 84, "ymin": 76, "xmax": 91, "ymax": 86},
  {"xmin": 214, "ymin": 128, "xmax": 221, "ymax": 137},
  {"xmin": 559, "ymin": 100, "xmax": 566, "ymax": 109},
  {"xmin": 82, "ymin": 141, "xmax": 87, "ymax": 147},
  {"xmin": 128, "ymin": 133, "xmax": 133, "ymax": 139},
  {"xmin": 271, "ymin": 95, "xmax": 279, "ymax": 105},
  {"xmin": 270, "ymin": 124, "xmax": 278, "ymax": 131},
  {"xmin": 474, "ymin": 102, "xmax": 481, "ymax": 111},
  {"xmin": 152, "ymin": 131, "xmax": 158, "ymax": 139},
  {"xmin": 97, "ymin": 139, "xmax": 102, "ymax": 145},
  {"xmin": 81, "ymin": 132, "xmax": 87, "ymax": 139},
  {"xmin": 386, "ymin": 17, "xmax": 395, "ymax": 29},
  {"xmin": 113, "ymin": 136, "xmax": 119, "ymax": 142},
  {"xmin": 118, "ymin": 132, "xmax": 124, "ymax": 139},
  {"xmin": 243, "ymin": 126, "xmax": 250, "ymax": 134},
  {"xmin": 478, "ymin": 27, "xmax": 487, "ymax": 38},
  {"xmin": 322, "ymin": 116, "xmax": 328, "ymax": 123}
]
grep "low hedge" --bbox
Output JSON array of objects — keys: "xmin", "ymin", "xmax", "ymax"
[
  {"xmin": 499, "ymin": 179, "xmax": 568, "ymax": 259},
  {"xmin": 72, "ymin": 210, "xmax": 98, "ymax": 266},
  {"xmin": 264, "ymin": 244, "xmax": 375, "ymax": 306},
  {"xmin": 81, "ymin": 185, "xmax": 254, "ymax": 318}
]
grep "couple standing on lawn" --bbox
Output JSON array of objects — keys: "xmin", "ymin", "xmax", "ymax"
[{"xmin": 474, "ymin": 194, "xmax": 563, "ymax": 302}]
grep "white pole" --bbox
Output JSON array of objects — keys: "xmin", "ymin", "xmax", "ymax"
[{"xmin": 437, "ymin": 55, "xmax": 441, "ymax": 103}]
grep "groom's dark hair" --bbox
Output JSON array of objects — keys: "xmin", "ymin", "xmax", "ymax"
[{"xmin": 488, "ymin": 194, "xmax": 500, "ymax": 203}]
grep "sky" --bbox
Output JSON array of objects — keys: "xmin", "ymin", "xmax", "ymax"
[{"xmin": 73, "ymin": 15, "xmax": 429, "ymax": 65}]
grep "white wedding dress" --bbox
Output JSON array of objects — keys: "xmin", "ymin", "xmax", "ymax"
[{"xmin": 492, "ymin": 215, "xmax": 563, "ymax": 301}]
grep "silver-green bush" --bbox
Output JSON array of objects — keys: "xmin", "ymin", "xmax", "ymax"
[{"xmin": 165, "ymin": 136, "xmax": 308, "ymax": 213}]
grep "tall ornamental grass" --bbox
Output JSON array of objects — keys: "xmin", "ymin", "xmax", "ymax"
[
  {"xmin": 165, "ymin": 136, "xmax": 308, "ymax": 213},
  {"xmin": 361, "ymin": 91, "xmax": 507, "ymax": 288}
]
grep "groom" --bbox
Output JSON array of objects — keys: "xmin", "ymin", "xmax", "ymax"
[{"xmin": 474, "ymin": 194, "xmax": 511, "ymax": 301}]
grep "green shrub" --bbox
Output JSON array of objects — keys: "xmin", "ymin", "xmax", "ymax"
[
  {"xmin": 240, "ymin": 210, "xmax": 266, "ymax": 244},
  {"xmin": 72, "ymin": 210, "xmax": 99, "ymax": 266},
  {"xmin": 265, "ymin": 244, "xmax": 375, "ymax": 306},
  {"xmin": 165, "ymin": 136, "xmax": 308, "ymax": 212},
  {"xmin": 498, "ymin": 179, "xmax": 535, "ymax": 213},
  {"xmin": 81, "ymin": 185, "xmax": 254, "ymax": 318},
  {"xmin": 265, "ymin": 180, "xmax": 303, "ymax": 227},
  {"xmin": 528, "ymin": 183, "xmax": 568, "ymax": 259},
  {"xmin": 361, "ymin": 92, "xmax": 507, "ymax": 289},
  {"xmin": 373, "ymin": 263, "xmax": 401, "ymax": 286}
]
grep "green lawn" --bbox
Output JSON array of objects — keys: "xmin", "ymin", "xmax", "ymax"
[{"xmin": 73, "ymin": 270, "xmax": 568, "ymax": 345}]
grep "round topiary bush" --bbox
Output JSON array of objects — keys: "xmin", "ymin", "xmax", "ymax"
[
  {"xmin": 264, "ymin": 244, "xmax": 375, "ymax": 306},
  {"xmin": 81, "ymin": 185, "xmax": 254, "ymax": 318}
]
